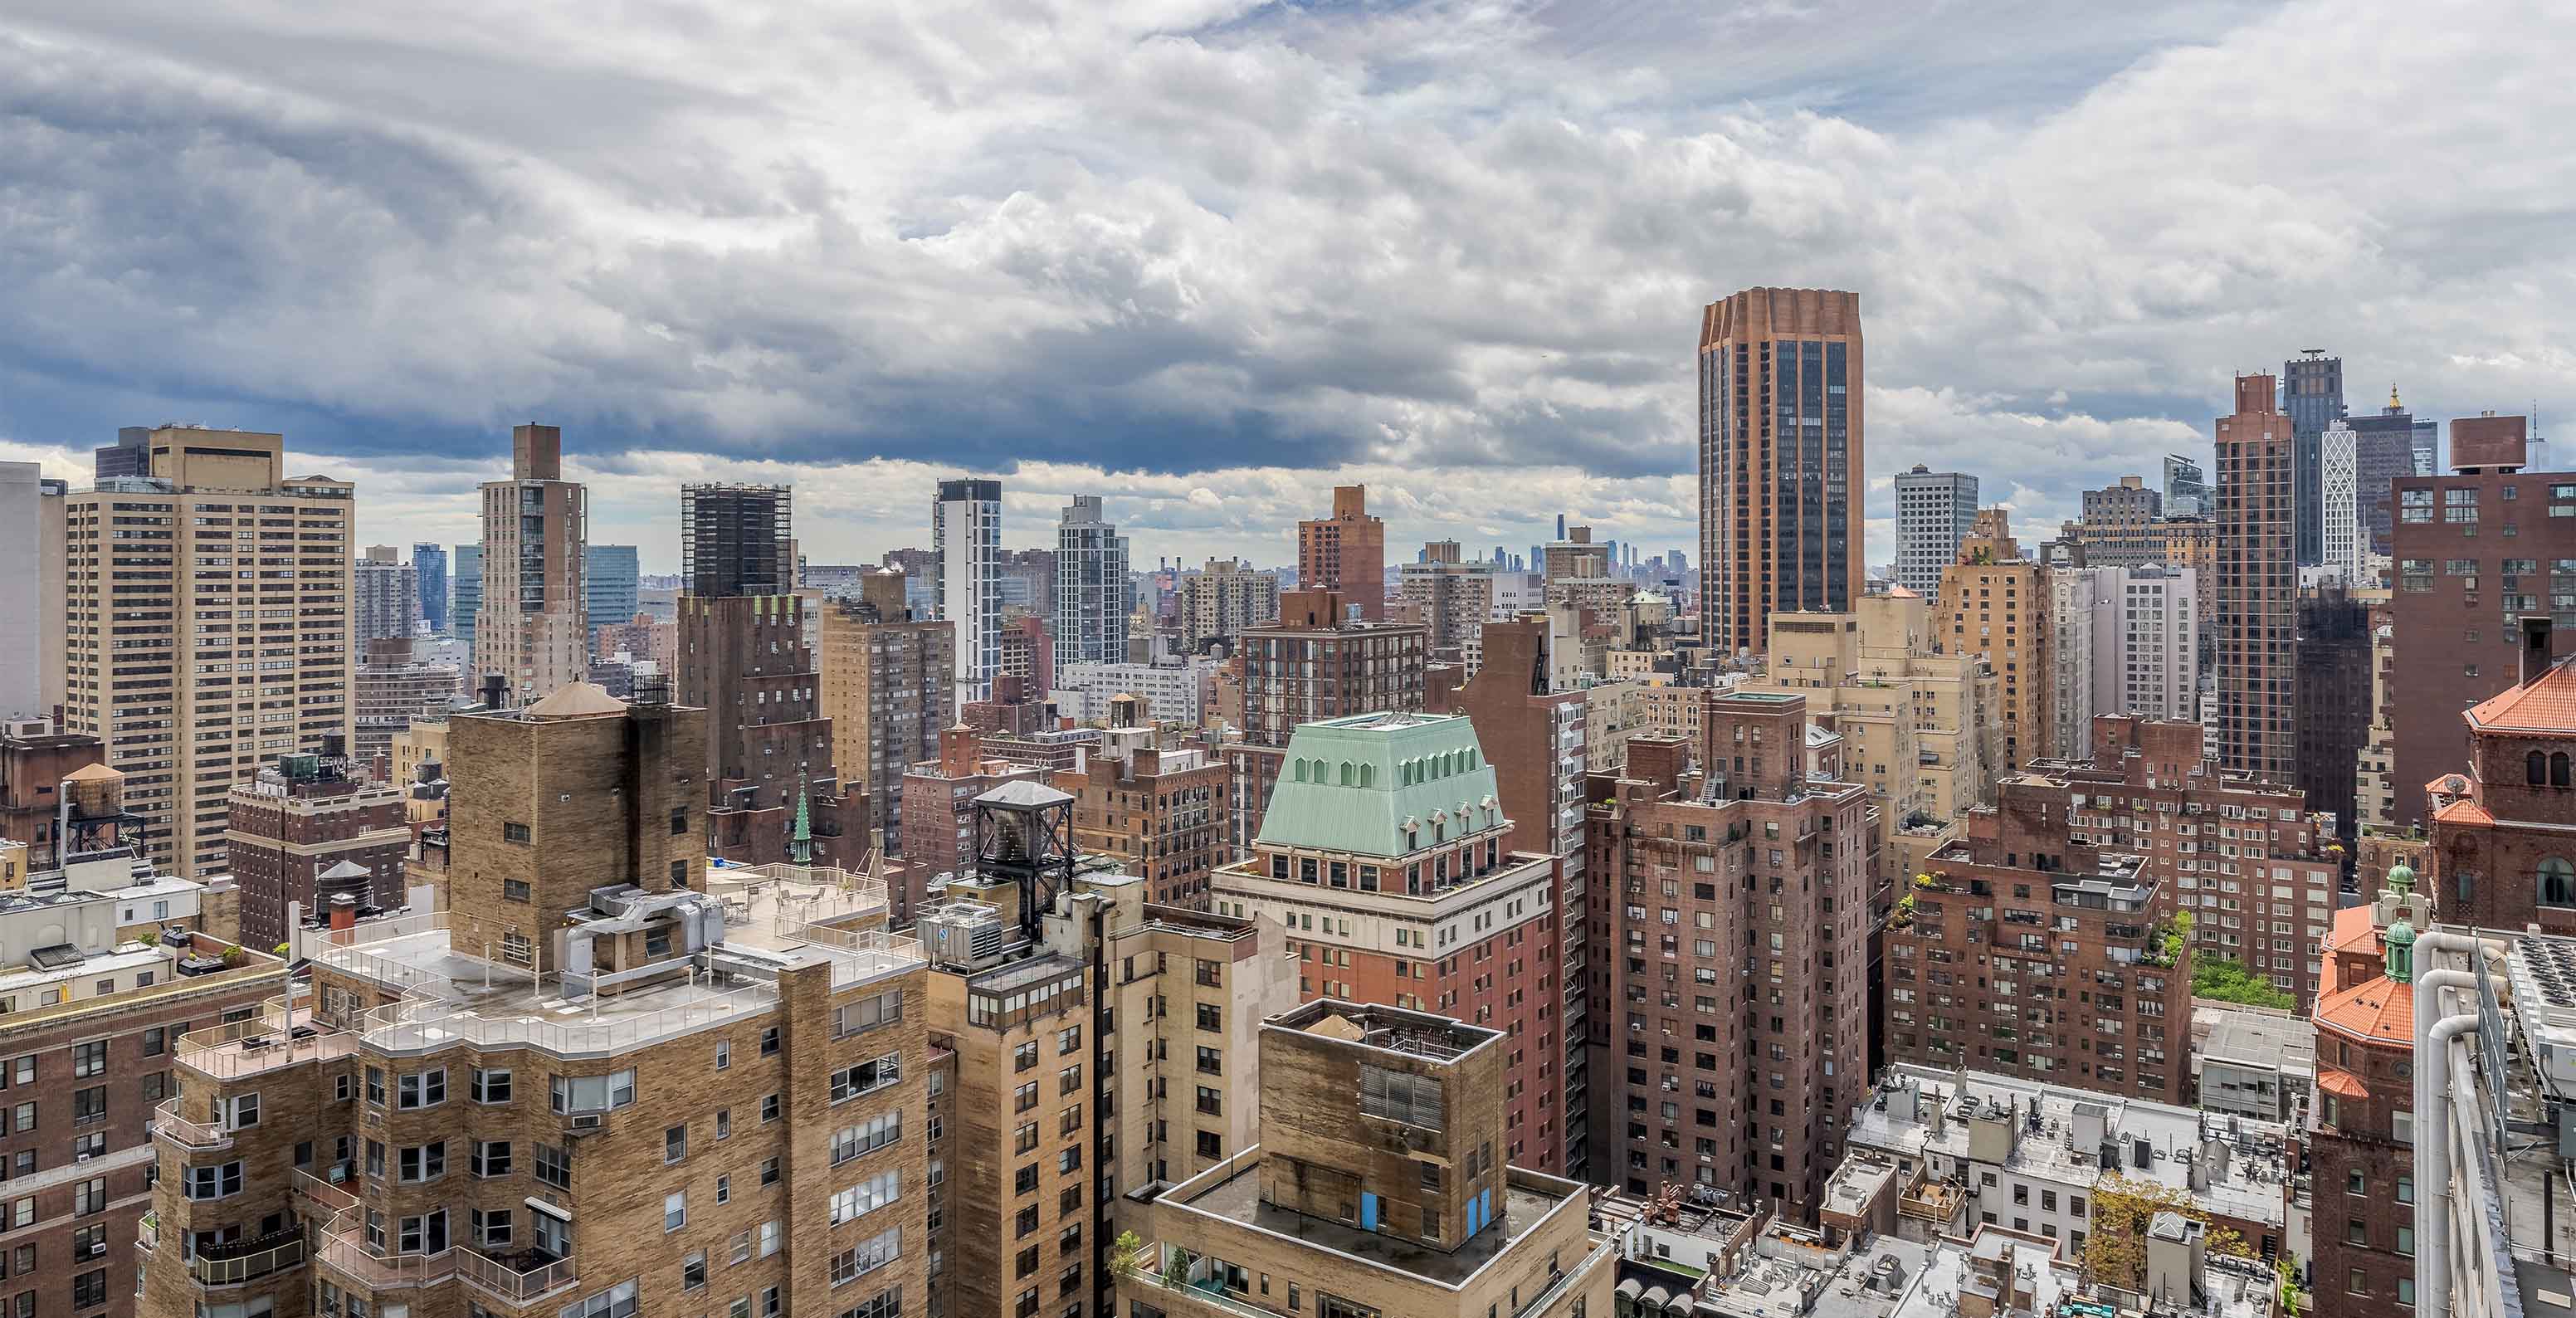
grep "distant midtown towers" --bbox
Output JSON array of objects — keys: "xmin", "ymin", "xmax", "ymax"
[
  {"xmin": 2216, "ymin": 373, "xmax": 2297, "ymax": 784},
  {"xmin": 474, "ymin": 422, "xmax": 588, "ymax": 704},
  {"xmin": 1699, "ymin": 286, "xmax": 1863, "ymax": 654},
  {"xmin": 1894, "ymin": 465, "xmax": 1977, "ymax": 597},
  {"xmin": 933, "ymin": 476, "xmax": 1003, "ymax": 705},
  {"xmin": 2282, "ymin": 349, "xmax": 2346, "ymax": 566}
]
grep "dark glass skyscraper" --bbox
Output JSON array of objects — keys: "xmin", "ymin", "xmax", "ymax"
[
  {"xmin": 1698, "ymin": 286, "xmax": 1862, "ymax": 656},
  {"xmin": 411, "ymin": 541, "xmax": 448, "ymax": 633},
  {"xmin": 2349, "ymin": 388, "xmax": 2438, "ymax": 554},
  {"xmin": 2282, "ymin": 350, "xmax": 2346, "ymax": 566}
]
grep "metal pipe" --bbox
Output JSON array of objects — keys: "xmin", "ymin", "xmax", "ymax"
[{"xmin": 2415, "ymin": 930, "xmax": 2485, "ymax": 1318}]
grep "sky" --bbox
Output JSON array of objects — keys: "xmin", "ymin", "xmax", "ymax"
[{"xmin": 2, "ymin": 0, "xmax": 2570, "ymax": 575}]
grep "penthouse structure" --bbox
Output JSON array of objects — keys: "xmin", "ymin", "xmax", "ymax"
[
  {"xmin": 1886, "ymin": 838, "xmax": 2190, "ymax": 1101},
  {"xmin": 1584, "ymin": 691, "xmax": 1878, "ymax": 1222},
  {"xmin": 225, "ymin": 749, "xmax": 409, "ymax": 951},
  {"xmin": 139, "ymin": 684, "xmax": 937, "ymax": 1318},
  {"xmin": 1223, "ymin": 590, "xmax": 1427, "ymax": 847},
  {"xmin": 1111, "ymin": 1001, "xmax": 1616, "ymax": 1318},
  {"xmin": 1210, "ymin": 711, "xmax": 1569, "ymax": 1174}
]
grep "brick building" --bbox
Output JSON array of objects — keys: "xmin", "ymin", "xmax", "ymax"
[
  {"xmin": 1055, "ymin": 713, "xmax": 1226, "ymax": 907},
  {"xmin": 2071, "ymin": 476, "xmax": 2164, "ymax": 569},
  {"xmin": 2305, "ymin": 866, "xmax": 2432, "ymax": 1318},
  {"xmin": 677, "ymin": 593, "xmax": 867, "ymax": 867},
  {"xmin": 2389, "ymin": 414, "xmax": 2576, "ymax": 829},
  {"xmin": 1583, "ymin": 691, "xmax": 1876, "ymax": 1222},
  {"xmin": 1296, "ymin": 486, "xmax": 1386, "ymax": 622},
  {"xmin": 2216, "ymin": 373, "xmax": 2299, "ymax": 786},
  {"xmin": 1935, "ymin": 510, "xmax": 2052, "ymax": 774},
  {"xmin": 1173, "ymin": 558, "xmax": 1280, "ymax": 652},
  {"xmin": 1886, "ymin": 834, "xmax": 2190, "ymax": 1101},
  {"xmin": 2422, "ymin": 619, "xmax": 2576, "ymax": 935},
  {"xmin": 224, "ymin": 751, "xmax": 409, "ymax": 951},
  {"xmin": 139, "ymin": 685, "xmax": 938, "ymax": 1318},
  {"xmin": 0, "ymin": 723, "xmax": 104, "ymax": 870},
  {"xmin": 1222, "ymin": 589, "xmax": 1427, "ymax": 847},
  {"xmin": 1210, "ymin": 711, "xmax": 1570, "ymax": 1174},
  {"xmin": 817, "ymin": 575, "xmax": 955, "ymax": 857},
  {"xmin": 900, "ymin": 726, "xmax": 1044, "ymax": 915}
]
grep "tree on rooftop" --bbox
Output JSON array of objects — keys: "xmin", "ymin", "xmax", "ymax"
[
  {"xmin": 2081, "ymin": 1171, "xmax": 2254, "ymax": 1291},
  {"xmin": 2191, "ymin": 955, "xmax": 2295, "ymax": 1009}
]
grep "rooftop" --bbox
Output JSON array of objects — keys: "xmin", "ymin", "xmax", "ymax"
[
  {"xmin": 1254, "ymin": 711, "xmax": 1505, "ymax": 858},
  {"xmin": 2191, "ymin": 1004, "xmax": 2315, "ymax": 1078},
  {"xmin": 1164, "ymin": 1150, "xmax": 1589, "ymax": 1289},
  {"xmin": 1703, "ymin": 1231, "xmax": 1931, "ymax": 1318},
  {"xmin": 1847, "ymin": 1066, "xmax": 2289, "ymax": 1228}
]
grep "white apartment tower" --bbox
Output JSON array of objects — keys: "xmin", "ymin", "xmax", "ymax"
[
  {"xmin": 2047, "ymin": 566, "xmax": 2102, "ymax": 760},
  {"xmin": 64, "ymin": 427, "xmax": 355, "ymax": 877},
  {"xmin": 1894, "ymin": 464, "xmax": 1978, "ymax": 597},
  {"xmin": 2320, "ymin": 418, "xmax": 2362, "ymax": 583},
  {"xmin": 474, "ymin": 422, "xmax": 588, "ymax": 704},
  {"xmin": 2087, "ymin": 564, "xmax": 2199, "ymax": 724},
  {"xmin": 934, "ymin": 476, "xmax": 1002, "ymax": 704},
  {"xmin": 1052, "ymin": 493, "xmax": 1129, "ymax": 670}
]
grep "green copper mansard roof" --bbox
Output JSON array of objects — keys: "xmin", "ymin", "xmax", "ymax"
[{"xmin": 1254, "ymin": 711, "xmax": 1506, "ymax": 859}]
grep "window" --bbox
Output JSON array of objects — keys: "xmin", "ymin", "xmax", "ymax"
[
  {"xmin": 832, "ymin": 1056, "xmax": 901, "ymax": 1102},
  {"xmin": 837, "ymin": 1286, "xmax": 903, "ymax": 1318},
  {"xmin": 549, "ymin": 1070, "xmax": 636, "ymax": 1114},
  {"xmin": 763, "ymin": 1093, "xmax": 782, "ymax": 1122},
  {"xmin": 2542, "ymin": 858, "xmax": 2576, "ymax": 908},
  {"xmin": 762, "ymin": 1027, "xmax": 781, "ymax": 1057},
  {"xmin": 398, "ymin": 1069, "xmax": 446, "ymax": 1109},
  {"xmin": 715, "ymin": 1040, "xmax": 731, "ymax": 1071},
  {"xmin": 472, "ymin": 1068, "xmax": 511, "ymax": 1103},
  {"xmin": 69, "ymin": 1041, "xmax": 105, "ymax": 1079},
  {"xmin": 366, "ymin": 1067, "xmax": 386, "ymax": 1106},
  {"xmin": 831, "ymin": 1170, "xmax": 901, "ymax": 1224},
  {"xmin": 684, "ymin": 1252, "xmax": 708, "ymax": 1291},
  {"xmin": 760, "ymin": 1222, "xmax": 781, "ymax": 1257},
  {"xmin": 475, "ymin": 1207, "xmax": 515, "ymax": 1247},
  {"xmin": 504, "ymin": 822, "xmax": 532, "ymax": 844},
  {"xmin": 666, "ymin": 1191, "xmax": 688, "ymax": 1233},
  {"xmin": 1198, "ymin": 1130, "xmax": 1222, "ymax": 1159},
  {"xmin": 534, "ymin": 1143, "xmax": 573, "ymax": 1191},
  {"xmin": 833, "ymin": 1111, "xmax": 903, "ymax": 1165},
  {"xmin": 398, "ymin": 1142, "xmax": 446, "ymax": 1183},
  {"xmin": 838, "ymin": 990, "xmax": 903, "ymax": 1037},
  {"xmin": 832, "ymin": 1228, "xmax": 902, "ymax": 1286},
  {"xmin": 472, "ymin": 1140, "xmax": 511, "ymax": 1177},
  {"xmin": 564, "ymin": 1280, "xmax": 639, "ymax": 1318},
  {"xmin": 184, "ymin": 1160, "xmax": 244, "ymax": 1200},
  {"xmin": 666, "ymin": 1125, "xmax": 688, "ymax": 1164}
]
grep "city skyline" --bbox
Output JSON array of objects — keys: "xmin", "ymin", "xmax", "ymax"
[{"xmin": 2, "ymin": 1, "xmax": 2568, "ymax": 571}]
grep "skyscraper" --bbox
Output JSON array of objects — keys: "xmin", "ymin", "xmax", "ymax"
[
  {"xmin": 583, "ymin": 543, "xmax": 640, "ymax": 642},
  {"xmin": 2163, "ymin": 452, "xmax": 2210, "ymax": 518},
  {"xmin": 2217, "ymin": 373, "xmax": 2298, "ymax": 784},
  {"xmin": 1295, "ymin": 484, "xmax": 1387, "ymax": 620},
  {"xmin": 0, "ymin": 463, "xmax": 49, "ymax": 720},
  {"xmin": 1893, "ymin": 464, "xmax": 1977, "ymax": 596},
  {"xmin": 411, "ymin": 540, "xmax": 448, "ymax": 632},
  {"xmin": 451, "ymin": 542, "xmax": 482, "ymax": 684},
  {"xmin": 934, "ymin": 476, "xmax": 1003, "ymax": 705},
  {"xmin": 2072, "ymin": 475, "xmax": 2164, "ymax": 568},
  {"xmin": 2320, "ymin": 419, "xmax": 2362, "ymax": 582},
  {"xmin": 63, "ymin": 426, "xmax": 355, "ymax": 877},
  {"xmin": 1698, "ymin": 286, "xmax": 1863, "ymax": 655},
  {"xmin": 1051, "ymin": 494, "xmax": 1129, "ymax": 669},
  {"xmin": 474, "ymin": 422, "xmax": 588, "ymax": 704},
  {"xmin": 352, "ymin": 544, "xmax": 418, "ymax": 648},
  {"xmin": 2283, "ymin": 349, "xmax": 2346, "ymax": 566},
  {"xmin": 2349, "ymin": 386, "xmax": 2437, "ymax": 554},
  {"xmin": 679, "ymin": 482, "xmax": 792, "ymax": 596}
]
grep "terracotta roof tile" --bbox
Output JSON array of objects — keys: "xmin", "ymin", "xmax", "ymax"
[
  {"xmin": 2318, "ymin": 1067, "xmax": 2370, "ymax": 1100},
  {"xmin": 2435, "ymin": 798, "xmax": 2496, "ymax": 827},
  {"xmin": 2466, "ymin": 658, "xmax": 2576, "ymax": 733},
  {"xmin": 2317, "ymin": 976, "xmax": 2413, "ymax": 1045}
]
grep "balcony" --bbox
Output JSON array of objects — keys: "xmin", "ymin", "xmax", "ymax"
[
  {"xmin": 459, "ymin": 1247, "xmax": 578, "ymax": 1305},
  {"xmin": 190, "ymin": 1233, "xmax": 308, "ymax": 1289},
  {"xmin": 314, "ymin": 1216, "xmax": 456, "ymax": 1291},
  {"xmin": 151, "ymin": 1098, "xmax": 233, "ymax": 1151}
]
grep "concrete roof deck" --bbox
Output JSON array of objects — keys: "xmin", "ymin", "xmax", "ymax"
[{"xmin": 1175, "ymin": 1152, "xmax": 1578, "ymax": 1289}]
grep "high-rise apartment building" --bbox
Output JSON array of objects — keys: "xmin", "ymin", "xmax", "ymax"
[
  {"xmin": 1110, "ymin": 1000, "xmax": 1615, "ymax": 1318},
  {"xmin": 1886, "ymin": 830, "xmax": 2191, "ymax": 1101},
  {"xmin": 583, "ymin": 543, "xmax": 641, "ymax": 649},
  {"xmin": 1222, "ymin": 589, "xmax": 1427, "ymax": 847},
  {"xmin": 0, "ymin": 462, "xmax": 52, "ymax": 720},
  {"xmin": 1176, "ymin": 558, "xmax": 1280, "ymax": 650},
  {"xmin": 678, "ymin": 482, "xmax": 861, "ymax": 867},
  {"xmin": 2350, "ymin": 387, "xmax": 2438, "ymax": 554},
  {"xmin": 1395, "ymin": 555, "xmax": 1494, "ymax": 671},
  {"xmin": 2047, "ymin": 567, "xmax": 2100, "ymax": 761},
  {"xmin": 354, "ymin": 637, "xmax": 460, "ymax": 765},
  {"xmin": 818, "ymin": 574, "xmax": 956, "ymax": 867},
  {"xmin": 2072, "ymin": 476, "xmax": 2163, "ymax": 568},
  {"xmin": 354, "ymin": 544, "xmax": 419, "ymax": 649},
  {"xmin": 139, "ymin": 686, "xmax": 939, "ymax": 1318},
  {"xmin": 2283, "ymin": 350, "xmax": 2346, "ymax": 566},
  {"xmin": 2295, "ymin": 584, "xmax": 2373, "ymax": 840},
  {"xmin": 412, "ymin": 541, "xmax": 449, "ymax": 633},
  {"xmin": 935, "ymin": 478, "xmax": 1003, "ymax": 705},
  {"xmin": 1056, "ymin": 712, "xmax": 1225, "ymax": 906},
  {"xmin": 1210, "ymin": 711, "xmax": 1571, "ymax": 1174},
  {"xmin": 474, "ymin": 423, "xmax": 588, "ymax": 704},
  {"xmin": 1586, "ymin": 700, "xmax": 1876, "ymax": 1218},
  {"xmin": 64, "ymin": 426, "xmax": 356, "ymax": 878},
  {"xmin": 1051, "ymin": 495, "xmax": 1129, "ymax": 670},
  {"xmin": 2320, "ymin": 419, "xmax": 2362, "ymax": 581},
  {"xmin": 1934, "ymin": 509, "xmax": 2052, "ymax": 773},
  {"xmin": 1892, "ymin": 465, "xmax": 1977, "ymax": 596},
  {"xmin": 1697, "ymin": 286, "xmax": 1863, "ymax": 656},
  {"xmin": 2103, "ymin": 565, "xmax": 2198, "ymax": 722},
  {"xmin": 2216, "ymin": 373, "xmax": 2298, "ymax": 785},
  {"xmin": 2388, "ymin": 417, "xmax": 2576, "ymax": 828},
  {"xmin": 224, "ymin": 748, "xmax": 408, "ymax": 949},
  {"xmin": 451, "ymin": 542, "xmax": 482, "ymax": 680},
  {"xmin": 2163, "ymin": 452, "xmax": 2210, "ymax": 519},
  {"xmin": 1295, "ymin": 485, "xmax": 1386, "ymax": 622}
]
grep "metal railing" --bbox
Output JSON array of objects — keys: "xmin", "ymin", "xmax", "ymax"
[
  {"xmin": 175, "ymin": 999, "xmax": 354, "ymax": 1079},
  {"xmin": 150, "ymin": 1099, "xmax": 232, "ymax": 1151},
  {"xmin": 1510, "ymin": 1236, "xmax": 1617, "ymax": 1318},
  {"xmin": 313, "ymin": 1215, "xmax": 456, "ymax": 1290},
  {"xmin": 359, "ymin": 979, "xmax": 778, "ymax": 1058},
  {"xmin": 192, "ymin": 1237, "xmax": 308, "ymax": 1288},
  {"xmin": 292, "ymin": 1169, "xmax": 360, "ymax": 1217},
  {"xmin": 457, "ymin": 1247, "xmax": 578, "ymax": 1303}
]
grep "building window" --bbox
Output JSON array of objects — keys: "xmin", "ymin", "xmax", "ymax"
[
  {"xmin": 398, "ymin": 1069, "xmax": 446, "ymax": 1109},
  {"xmin": 2542, "ymin": 857, "xmax": 2576, "ymax": 908}
]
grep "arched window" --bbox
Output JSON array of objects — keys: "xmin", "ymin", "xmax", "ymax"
[
  {"xmin": 1358, "ymin": 764, "xmax": 1374, "ymax": 788},
  {"xmin": 1338, "ymin": 762, "xmax": 1353, "ymax": 787},
  {"xmin": 2554, "ymin": 752, "xmax": 2570, "ymax": 788},
  {"xmin": 1293, "ymin": 760, "xmax": 1308, "ymax": 783},
  {"xmin": 2530, "ymin": 751, "xmax": 2549, "ymax": 786},
  {"xmin": 2541, "ymin": 857, "xmax": 2576, "ymax": 907}
]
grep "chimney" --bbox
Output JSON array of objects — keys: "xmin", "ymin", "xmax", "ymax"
[
  {"xmin": 328, "ymin": 893, "xmax": 359, "ymax": 932},
  {"xmin": 2524, "ymin": 616, "xmax": 2554, "ymax": 686}
]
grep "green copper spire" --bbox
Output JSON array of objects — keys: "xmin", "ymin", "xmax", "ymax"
[
  {"xmin": 788, "ymin": 771, "xmax": 813, "ymax": 866},
  {"xmin": 2387, "ymin": 861, "xmax": 2416, "ymax": 896},
  {"xmin": 2386, "ymin": 917, "xmax": 2417, "ymax": 981}
]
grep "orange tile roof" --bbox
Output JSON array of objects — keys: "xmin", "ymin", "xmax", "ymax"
[
  {"xmin": 2317, "ymin": 975, "xmax": 2414, "ymax": 1046},
  {"xmin": 2435, "ymin": 798, "xmax": 2496, "ymax": 827},
  {"xmin": 2466, "ymin": 659, "xmax": 2576, "ymax": 732},
  {"xmin": 2324, "ymin": 904, "xmax": 2380, "ymax": 956},
  {"xmin": 2318, "ymin": 1067, "xmax": 2370, "ymax": 1100}
]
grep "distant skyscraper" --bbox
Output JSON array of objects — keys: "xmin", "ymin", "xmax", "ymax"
[
  {"xmin": 2162, "ymin": 452, "xmax": 2209, "ymax": 518},
  {"xmin": 91, "ymin": 426, "xmax": 150, "ymax": 481},
  {"xmin": 412, "ymin": 541, "xmax": 449, "ymax": 632},
  {"xmin": 678, "ymin": 484, "xmax": 791, "ymax": 597},
  {"xmin": 452, "ymin": 544, "xmax": 483, "ymax": 677},
  {"xmin": 2320, "ymin": 420, "xmax": 2361, "ymax": 583},
  {"xmin": 2217, "ymin": 374, "xmax": 2297, "ymax": 784},
  {"xmin": 353, "ymin": 544, "xmax": 420, "ymax": 649},
  {"xmin": 2349, "ymin": 386, "xmax": 2436, "ymax": 554},
  {"xmin": 1554, "ymin": 513, "xmax": 1566, "ymax": 539},
  {"xmin": 1892, "ymin": 465, "xmax": 1977, "ymax": 596},
  {"xmin": 2282, "ymin": 350, "xmax": 2346, "ymax": 566},
  {"xmin": 934, "ymin": 477, "xmax": 1003, "ymax": 705},
  {"xmin": 1296, "ymin": 486, "xmax": 1386, "ymax": 621},
  {"xmin": 475, "ymin": 423, "xmax": 588, "ymax": 704},
  {"xmin": 1052, "ymin": 494, "xmax": 1129, "ymax": 669},
  {"xmin": 1699, "ymin": 286, "xmax": 1862, "ymax": 654},
  {"xmin": 585, "ymin": 544, "xmax": 640, "ymax": 637}
]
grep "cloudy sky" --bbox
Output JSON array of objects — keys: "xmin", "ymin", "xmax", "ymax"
[{"xmin": 2, "ymin": 0, "xmax": 2569, "ymax": 574}]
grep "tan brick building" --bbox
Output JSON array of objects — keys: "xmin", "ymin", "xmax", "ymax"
[
  {"xmin": 1934, "ymin": 510, "xmax": 2052, "ymax": 774},
  {"xmin": 818, "ymin": 574, "xmax": 957, "ymax": 859},
  {"xmin": 1056, "ymin": 717, "xmax": 1226, "ymax": 908},
  {"xmin": 474, "ymin": 423, "xmax": 588, "ymax": 705}
]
